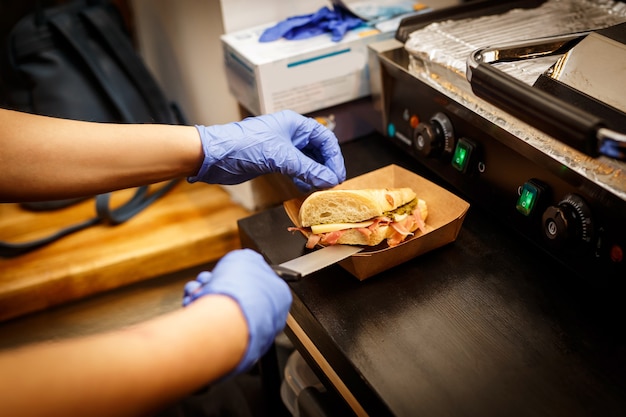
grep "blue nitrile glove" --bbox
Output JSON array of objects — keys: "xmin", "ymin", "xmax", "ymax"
[
  {"xmin": 188, "ymin": 110, "xmax": 346, "ymax": 193},
  {"xmin": 326, "ymin": 6, "xmax": 365, "ymax": 42},
  {"xmin": 259, "ymin": 6, "xmax": 364, "ymax": 43},
  {"xmin": 182, "ymin": 249, "xmax": 292, "ymax": 377},
  {"xmin": 259, "ymin": 7, "xmax": 333, "ymax": 42}
]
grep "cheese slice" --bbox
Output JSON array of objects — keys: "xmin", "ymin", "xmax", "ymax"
[
  {"xmin": 391, "ymin": 213, "xmax": 408, "ymax": 222},
  {"xmin": 311, "ymin": 220, "xmax": 374, "ymax": 234}
]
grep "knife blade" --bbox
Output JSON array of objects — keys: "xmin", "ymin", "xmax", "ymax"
[{"xmin": 271, "ymin": 245, "xmax": 363, "ymax": 282}]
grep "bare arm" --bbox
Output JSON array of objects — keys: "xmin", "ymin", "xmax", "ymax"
[
  {"xmin": 0, "ymin": 295, "xmax": 248, "ymax": 417},
  {"xmin": 0, "ymin": 108, "xmax": 204, "ymax": 202}
]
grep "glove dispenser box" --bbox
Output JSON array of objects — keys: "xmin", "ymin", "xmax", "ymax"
[{"xmin": 220, "ymin": 19, "xmax": 397, "ymax": 116}]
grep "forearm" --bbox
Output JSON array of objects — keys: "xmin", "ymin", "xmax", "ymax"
[
  {"xmin": 0, "ymin": 295, "xmax": 248, "ymax": 417},
  {"xmin": 0, "ymin": 109, "xmax": 204, "ymax": 202}
]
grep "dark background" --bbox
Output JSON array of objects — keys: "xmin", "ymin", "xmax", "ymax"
[{"xmin": 0, "ymin": 0, "xmax": 134, "ymax": 46}]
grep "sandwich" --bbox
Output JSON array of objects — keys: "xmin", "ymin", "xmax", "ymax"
[{"xmin": 291, "ymin": 187, "xmax": 428, "ymax": 249}]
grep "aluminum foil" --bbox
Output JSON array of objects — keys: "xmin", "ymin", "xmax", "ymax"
[{"xmin": 403, "ymin": 0, "xmax": 626, "ymax": 199}]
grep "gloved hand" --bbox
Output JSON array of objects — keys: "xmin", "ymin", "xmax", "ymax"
[
  {"xmin": 188, "ymin": 110, "xmax": 346, "ymax": 193},
  {"xmin": 182, "ymin": 249, "xmax": 292, "ymax": 377}
]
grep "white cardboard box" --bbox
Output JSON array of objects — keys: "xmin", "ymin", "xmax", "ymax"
[{"xmin": 221, "ymin": 20, "xmax": 399, "ymax": 115}]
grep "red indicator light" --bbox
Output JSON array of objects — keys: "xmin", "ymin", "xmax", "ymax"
[
  {"xmin": 610, "ymin": 245, "xmax": 623, "ymax": 263},
  {"xmin": 410, "ymin": 115, "xmax": 419, "ymax": 128}
]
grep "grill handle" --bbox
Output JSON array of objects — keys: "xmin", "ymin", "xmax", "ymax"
[{"xmin": 466, "ymin": 54, "xmax": 604, "ymax": 157}]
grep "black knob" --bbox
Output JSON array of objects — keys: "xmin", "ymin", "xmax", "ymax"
[
  {"xmin": 414, "ymin": 123, "xmax": 437, "ymax": 156},
  {"xmin": 542, "ymin": 194, "xmax": 593, "ymax": 248},
  {"xmin": 413, "ymin": 112, "xmax": 455, "ymax": 158}
]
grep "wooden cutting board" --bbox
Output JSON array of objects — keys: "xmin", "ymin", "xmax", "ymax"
[{"xmin": 0, "ymin": 181, "xmax": 251, "ymax": 322}]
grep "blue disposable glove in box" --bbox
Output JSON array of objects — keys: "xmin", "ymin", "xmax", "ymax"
[{"xmin": 259, "ymin": 6, "xmax": 364, "ymax": 42}]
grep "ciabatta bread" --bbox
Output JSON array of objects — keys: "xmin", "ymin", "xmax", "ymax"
[{"xmin": 299, "ymin": 188, "xmax": 417, "ymax": 227}]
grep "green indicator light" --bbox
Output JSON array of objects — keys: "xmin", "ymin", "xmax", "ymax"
[
  {"xmin": 452, "ymin": 138, "xmax": 474, "ymax": 172},
  {"xmin": 454, "ymin": 147, "xmax": 467, "ymax": 166},
  {"xmin": 387, "ymin": 123, "xmax": 396, "ymax": 137},
  {"xmin": 516, "ymin": 183, "xmax": 538, "ymax": 216}
]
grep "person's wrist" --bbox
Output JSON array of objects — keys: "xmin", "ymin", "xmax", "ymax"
[
  {"xmin": 188, "ymin": 126, "xmax": 206, "ymax": 177},
  {"xmin": 187, "ymin": 295, "xmax": 249, "ymax": 371},
  {"xmin": 186, "ymin": 125, "xmax": 210, "ymax": 181}
]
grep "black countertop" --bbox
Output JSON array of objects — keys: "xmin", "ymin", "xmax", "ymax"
[{"xmin": 239, "ymin": 133, "xmax": 626, "ymax": 417}]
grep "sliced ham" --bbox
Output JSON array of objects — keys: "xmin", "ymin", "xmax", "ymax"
[
  {"xmin": 320, "ymin": 230, "xmax": 345, "ymax": 246},
  {"xmin": 306, "ymin": 233, "xmax": 322, "ymax": 249},
  {"xmin": 291, "ymin": 209, "xmax": 426, "ymax": 249}
]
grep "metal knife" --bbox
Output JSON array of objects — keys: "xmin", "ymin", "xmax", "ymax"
[{"xmin": 271, "ymin": 245, "xmax": 363, "ymax": 282}]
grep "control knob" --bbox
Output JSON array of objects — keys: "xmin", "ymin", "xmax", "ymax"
[
  {"xmin": 542, "ymin": 193, "xmax": 593, "ymax": 248},
  {"xmin": 413, "ymin": 112, "xmax": 455, "ymax": 158}
]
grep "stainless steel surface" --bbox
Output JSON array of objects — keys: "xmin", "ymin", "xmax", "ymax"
[
  {"xmin": 548, "ymin": 31, "xmax": 626, "ymax": 113},
  {"xmin": 275, "ymin": 245, "xmax": 364, "ymax": 279},
  {"xmin": 467, "ymin": 32, "xmax": 589, "ymax": 69},
  {"xmin": 466, "ymin": 28, "xmax": 626, "ymax": 160}
]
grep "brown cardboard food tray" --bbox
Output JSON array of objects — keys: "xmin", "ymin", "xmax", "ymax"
[{"xmin": 283, "ymin": 164, "xmax": 470, "ymax": 280}]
